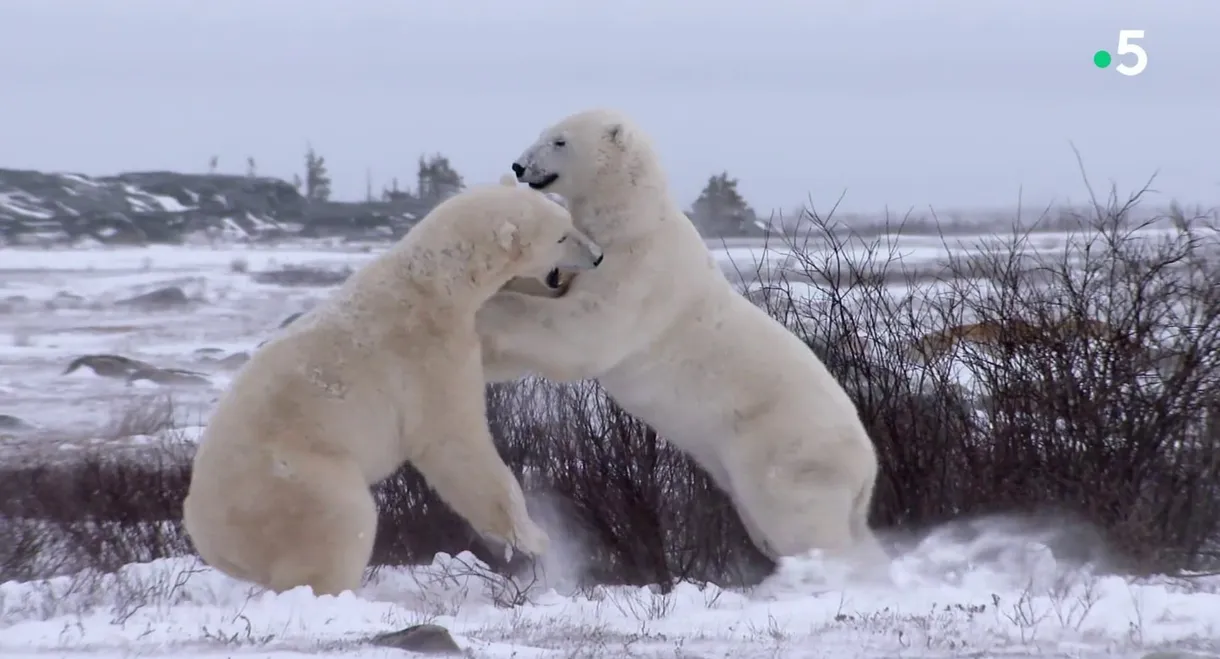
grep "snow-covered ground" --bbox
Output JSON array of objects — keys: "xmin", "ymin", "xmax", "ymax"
[
  {"xmin": 0, "ymin": 245, "xmax": 364, "ymax": 442},
  {"xmin": 2, "ymin": 532, "xmax": 1217, "ymax": 657},
  {"xmin": 2, "ymin": 239, "xmax": 1217, "ymax": 657},
  {"xmin": 0, "ymin": 240, "xmax": 804, "ymax": 439}
]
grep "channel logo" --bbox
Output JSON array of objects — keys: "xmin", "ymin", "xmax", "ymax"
[{"xmin": 1093, "ymin": 30, "xmax": 1147, "ymax": 77}]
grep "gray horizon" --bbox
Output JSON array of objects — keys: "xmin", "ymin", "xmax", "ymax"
[{"xmin": 1, "ymin": 0, "xmax": 1216, "ymax": 214}]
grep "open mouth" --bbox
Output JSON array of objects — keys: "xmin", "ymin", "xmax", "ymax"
[
  {"xmin": 545, "ymin": 268, "xmax": 562, "ymax": 289},
  {"xmin": 527, "ymin": 173, "xmax": 559, "ymax": 190}
]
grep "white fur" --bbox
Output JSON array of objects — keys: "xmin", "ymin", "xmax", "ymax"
[
  {"xmin": 476, "ymin": 109, "xmax": 887, "ymax": 568},
  {"xmin": 183, "ymin": 183, "xmax": 603, "ymax": 597}
]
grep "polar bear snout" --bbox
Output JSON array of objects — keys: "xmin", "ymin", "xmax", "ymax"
[{"xmin": 512, "ymin": 161, "xmax": 559, "ymax": 191}]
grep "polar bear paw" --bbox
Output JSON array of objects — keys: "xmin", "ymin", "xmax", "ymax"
[{"xmin": 509, "ymin": 517, "xmax": 551, "ymax": 559}]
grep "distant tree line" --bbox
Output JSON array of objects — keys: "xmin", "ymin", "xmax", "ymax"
[{"xmin": 207, "ymin": 148, "xmax": 763, "ymax": 239}]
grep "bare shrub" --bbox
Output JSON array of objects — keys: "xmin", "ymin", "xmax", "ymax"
[
  {"xmin": 756, "ymin": 180, "xmax": 1220, "ymax": 573},
  {"xmin": 369, "ymin": 379, "xmax": 772, "ymax": 589},
  {"xmin": 103, "ymin": 394, "xmax": 177, "ymax": 439},
  {"xmin": 507, "ymin": 381, "xmax": 774, "ymax": 589},
  {"xmin": 0, "ymin": 444, "xmax": 195, "ymax": 581},
  {"xmin": 0, "ymin": 515, "xmax": 51, "ymax": 583}
]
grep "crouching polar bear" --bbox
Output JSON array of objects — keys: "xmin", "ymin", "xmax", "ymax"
[
  {"xmin": 183, "ymin": 183, "xmax": 603, "ymax": 597},
  {"xmin": 477, "ymin": 109, "xmax": 888, "ymax": 568}
]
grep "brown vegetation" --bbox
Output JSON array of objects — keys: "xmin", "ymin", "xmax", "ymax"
[{"xmin": 908, "ymin": 317, "xmax": 1152, "ymax": 364}]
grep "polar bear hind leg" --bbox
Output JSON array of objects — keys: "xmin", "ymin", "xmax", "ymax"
[
  {"xmin": 720, "ymin": 423, "xmax": 876, "ymax": 564},
  {"xmin": 728, "ymin": 463, "xmax": 857, "ymax": 560},
  {"xmin": 684, "ymin": 450, "xmax": 778, "ymax": 556},
  {"xmin": 260, "ymin": 456, "xmax": 378, "ymax": 596}
]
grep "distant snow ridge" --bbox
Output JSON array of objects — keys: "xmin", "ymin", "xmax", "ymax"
[{"xmin": 0, "ymin": 168, "xmax": 424, "ymax": 247}]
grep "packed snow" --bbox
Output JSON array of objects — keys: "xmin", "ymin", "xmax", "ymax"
[{"xmin": 2, "ymin": 529, "xmax": 1217, "ymax": 657}]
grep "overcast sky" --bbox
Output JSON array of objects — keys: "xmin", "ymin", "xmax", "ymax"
[{"xmin": 0, "ymin": 0, "xmax": 1216, "ymax": 214}]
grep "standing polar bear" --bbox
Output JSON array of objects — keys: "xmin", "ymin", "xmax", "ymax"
[
  {"xmin": 183, "ymin": 183, "xmax": 603, "ymax": 597},
  {"xmin": 476, "ymin": 108, "xmax": 887, "ymax": 567}
]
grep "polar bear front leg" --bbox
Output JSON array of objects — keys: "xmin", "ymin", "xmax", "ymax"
[
  {"xmin": 479, "ymin": 336, "xmax": 542, "ymax": 383},
  {"xmin": 476, "ymin": 289, "xmax": 629, "ymax": 383},
  {"xmin": 408, "ymin": 411, "xmax": 550, "ymax": 558}
]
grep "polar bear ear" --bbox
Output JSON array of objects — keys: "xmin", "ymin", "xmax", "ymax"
[
  {"xmin": 605, "ymin": 123, "xmax": 629, "ymax": 151},
  {"xmin": 495, "ymin": 220, "xmax": 520, "ymax": 253}
]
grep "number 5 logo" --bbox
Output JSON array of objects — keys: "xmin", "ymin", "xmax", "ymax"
[{"xmin": 1116, "ymin": 29, "xmax": 1147, "ymax": 76}]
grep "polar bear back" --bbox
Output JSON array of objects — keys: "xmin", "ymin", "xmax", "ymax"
[{"xmin": 195, "ymin": 313, "xmax": 441, "ymax": 488}]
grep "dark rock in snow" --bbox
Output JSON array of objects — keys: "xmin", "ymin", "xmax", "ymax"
[
  {"xmin": 251, "ymin": 266, "xmax": 352, "ymax": 288},
  {"xmin": 278, "ymin": 311, "xmax": 306, "ymax": 329},
  {"xmin": 114, "ymin": 286, "xmax": 191, "ymax": 311},
  {"xmin": 369, "ymin": 624, "xmax": 462, "ymax": 655},
  {"xmin": 126, "ymin": 367, "xmax": 211, "ymax": 387},
  {"xmin": 0, "ymin": 414, "xmax": 32, "ymax": 431},
  {"xmin": 192, "ymin": 347, "xmax": 226, "ymax": 358},
  {"xmin": 214, "ymin": 352, "xmax": 250, "ymax": 370},
  {"xmin": 61, "ymin": 354, "xmax": 209, "ymax": 388},
  {"xmin": 63, "ymin": 354, "xmax": 158, "ymax": 379},
  {"xmin": 192, "ymin": 347, "xmax": 249, "ymax": 370}
]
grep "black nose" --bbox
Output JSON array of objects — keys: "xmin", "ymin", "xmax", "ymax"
[
  {"xmin": 511, "ymin": 163, "xmax": 525, "ymax": 178},
  {"xmin": 593, "ymin": 254, "xmax": 604, "ymax": 267}
]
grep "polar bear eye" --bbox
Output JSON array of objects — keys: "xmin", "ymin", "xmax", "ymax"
[
  {"xmin": 553, "ymin": 139, "xmax": 566, "ymax": 148},
  {"xmin": 557, "ymin": 236, "xmax": 567, "ymax": 244}
]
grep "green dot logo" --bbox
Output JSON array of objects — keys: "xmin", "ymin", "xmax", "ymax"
[{"xmin": 1096, "ymin": 30, "xmax": 1148, "ymax": 76}]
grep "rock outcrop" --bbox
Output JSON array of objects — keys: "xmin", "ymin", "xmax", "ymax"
[{"xmin": 0, "ymin": 168, "xmax": 430, "ymax": 246}]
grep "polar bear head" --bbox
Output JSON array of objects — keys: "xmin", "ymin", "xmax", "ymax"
[
  {"xmin": 415, "ymin": 184, "xmax": 602, "ymax": 296},
  {"xmin": 510, "ymin": 108, "xmax": 661, "ymax": 210},
  {"xmin": 492, "ymin": 214, "xmax": 601, "ymax": 291},
  {"xmin": 495, "ymin": 174, "xmax": 580, "ymax": 296}
]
